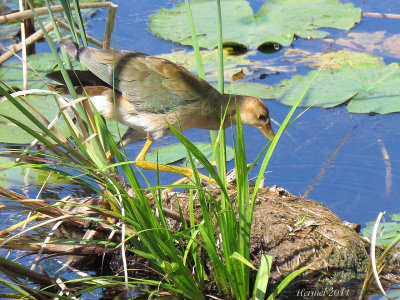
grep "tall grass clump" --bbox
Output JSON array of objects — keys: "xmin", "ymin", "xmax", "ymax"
[{"xmin": 0, "ymin": 0, "xmax": 314, "ymax": 298}]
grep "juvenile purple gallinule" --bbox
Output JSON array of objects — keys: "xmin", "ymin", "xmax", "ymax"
[{"xmin": 47, "ymin": 39, "xmax": 274, "ymax": 181}]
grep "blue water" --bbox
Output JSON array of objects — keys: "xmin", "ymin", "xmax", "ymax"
[
  {"xmin": 73, "ymin": 0, "xmax": 400, "ymax": 227},
  {"xmin": 14, "ymin": 0, "xmax": 400, "ymax": 227},
  {"xmin": 1, "ymin": 0, "xmax": 400, "ymax": 298}
]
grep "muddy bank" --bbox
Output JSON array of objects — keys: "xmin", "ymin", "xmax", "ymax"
[
  {"xmin": 3, "ymin": 178, "xmax": 398, "ymax": 298},
  {"xmin": 161, "ymin": 183, "xmax": 400, "ymax": 298}
]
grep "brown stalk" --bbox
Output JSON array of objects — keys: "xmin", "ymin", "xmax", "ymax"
[
  {"xmin": 56, "ymin": 20, "xmax": 103, "ymax": 48},
  {"xmin": 0, "ymin": 238, "xmax": 108, "ymax": 255},
  {"xmin": 0, "ymin": 264, "xmax": 49, "ymax": 300},
  {"xmin": 0, "ymin": 22, "xmax": 53, "ymax": 65},
  {"xmin": 363, "ymin": 12, "xmax": 400, "ymax": 19},
  {"xmin": 0, "ymin": 186, "xmax": 127, "ymax": 235},
  {"xmin": 0, "ymin": 257, "xmax": 56, "ymax": 286},
  {"xmin": 0, "ymin": 2, "xmax": 115, "ymax": 25}
]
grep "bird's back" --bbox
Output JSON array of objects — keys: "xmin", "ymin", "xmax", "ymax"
[{"xmin": 58, "ymin": 40, "xmax": 223, "ymax": 114}]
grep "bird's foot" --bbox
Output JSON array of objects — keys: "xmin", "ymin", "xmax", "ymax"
[
  {"xmin": 159, "ymin": 175, "xmax": 235, "ymax": 198},
  {"xmin": 105, "ymin": 150, "xmax": 114, "ymax": 161}
]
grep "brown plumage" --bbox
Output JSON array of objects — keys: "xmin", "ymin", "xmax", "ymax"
[{"xmin": 47, "ymin": 39, "xmax": 274, "ymax": 180}]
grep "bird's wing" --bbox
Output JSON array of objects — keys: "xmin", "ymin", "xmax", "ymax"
[{"xmin": 59, "ymin": 40, "xmax": 219, "ymax": 114}]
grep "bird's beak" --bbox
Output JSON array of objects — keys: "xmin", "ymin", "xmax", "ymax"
[{"xmin": 260, "ymin": 122, "xmax": 275, "ymax": 142}]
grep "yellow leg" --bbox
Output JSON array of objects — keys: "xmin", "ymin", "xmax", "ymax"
[
  {"xmin": 106, "ymin": 150, "xmax": 114, "ymax": 161},
  {"xmin": 136, "ymin": 136, "xmax": 215, "ymax": 183},
  {"xmin": 144, "ymin": 178, "xmax": 189, "ymax": 199},
  {"xmin": 105, "ymin": 141, "xmax": 124, "ymax": 161},
  {"xmin": 161, "ymin": 177, "xmax": 190, "ymax": 196}
]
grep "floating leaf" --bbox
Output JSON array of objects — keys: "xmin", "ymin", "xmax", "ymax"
[
  {"xmin": 0, "ymin": 93, "xmax": 128, "ymax": 144},
  {"xmin": 275, "ymin": 63, "xmax": 400, "ymax": 114},
  {"xmin": 0, "ymin": 94, "xmax": 71, "ymax": 144},
  {"xmin": 0, "ymin": 156, "xmax": 73, "ymax": 189},
  {"xmin": 284, "ymin": 49, "xmax": 383, "ymax": 69},
  {"xmin": 392, "ymin": 214, "xmax": 400, "ymax": 222},
  {"xmin": 0, "ymin": 1, "xmax": 101, "ymax": 44},
  {"xmin": 362, "ymin": 214, "xmax": 400, "ymax": 248},
  {"xmin": 104, "ymin": 120, "xmax": 128, "ymax": 142},
  {"xmin": 0, "ymin": 22, "xmax": 20, "ymax": 41},
  {"xmin": 150, "ymin": 0, "xmax": 361, "ymax": 49},
  {"xmin": 335, "ymin": 31, "xmax": 400, "ymax": 59},
  {"xmin": 211, "ymin": 82, "xmax": 274, "ymax": 100},
  {"xmin": 159, "ymin": 49, "xmax": 293, "ymax": 82},
  {"xmin": 0, "ymin": 53, "xmax": 60, "ymax": 90},
  {"xmin": 146, "ymin": 143, "xmax": 234, "ymax": 168}
]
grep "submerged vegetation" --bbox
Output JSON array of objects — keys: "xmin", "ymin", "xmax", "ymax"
[{"xmin": 0, "ymin": 0, "xmax": 399, "ymax": 299}]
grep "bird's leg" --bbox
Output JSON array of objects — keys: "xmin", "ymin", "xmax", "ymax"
[
  {"xmin": 161, "ymin": 177, "xmax": 189, "ymax": 197},
  {"xmin": 135, "ymin": 134, "xmax": 215, "ymax": 184},
  {"xmin": 106, "ymin": 147, "xmax": 118, "ymax": 161},
  {"xmin": 106, "ymin": 128, "xmax": 137, "ymax": 161}
]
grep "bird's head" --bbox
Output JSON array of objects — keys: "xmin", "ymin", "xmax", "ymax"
[{"xmin": 228, "ymin": 95, "xmax": 275, "ymax": 142}]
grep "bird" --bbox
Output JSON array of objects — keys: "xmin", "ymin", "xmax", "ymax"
[{"xmin": 46, "ymin": 39, "xmax": 274, "ymax": 182}]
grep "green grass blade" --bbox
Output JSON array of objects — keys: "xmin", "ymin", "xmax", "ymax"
[
  {"xmin": 59, "ymin": 0, "xmax": 79, "ymax": 43},
  {"xmin": 72, "ymin": 0, "xmax": 88, "ymax": 46},
  {"xmin": 167, "ymin": 123, "xmax": 229, "ymax": 199},
  {"xmin": 0, "ymin": 279, "xmax": 35, "ymax": 299},
  {"xmin": 253, "ymin": 255, "xmax": 273, "ymax": 300},
  {"xmin": 266, "ymin": 264, "xmax": 311, "ymax": 300},
  {"xmin": 184, "ymin": 0, "xmax": 204, "ymax": 79},
  {"xmin": 250, "ymin": 71, "xmax": 320, "ymax": 218}
]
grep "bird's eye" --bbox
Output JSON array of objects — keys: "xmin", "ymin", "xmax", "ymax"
[{"xmin": 258, "ymin": 114, "xmax": 267, "ymax": 121}]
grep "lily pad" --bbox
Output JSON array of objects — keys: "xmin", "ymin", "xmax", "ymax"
[
  {"xmin": 362, "ymin": 214, "xmax": 400, "ymax": 248},
  {"xmin": 150, "ymin": 0, "xmax": 361, "ymax": 49},
  {"xmin": 284, "ymin": 49, "xmax": 384, "ymax": 69},
  {"xmin": 159, "ymin": 49, "xmax": 293, "ymax": 82},
  {"xmin": 0, "ymin": 93, "xmax": 128, "ymax": 144},
  {"xmin": 146, "ymin": 143, "xmax": 234, "ymax": 168},
  {"xmin": 0, "ymin": 156, "xmax": 73, "ymax": 189},
  {"xmin": 211, "ymin": 82, "xmax": 274, "ymax": 100},
  {"xmin": 104, "ymin": 120, "xmax": 129, "ymax": 142},
  {"xmin": 0, "ymin": 53, "xmax": 60, "ymax": 90},
  {"xmin": 275, "ymin": 63, "xmax": 400, "ymax": 114},
  {"xmin": 0, "ymin": 94, "xmax": 71, "ymax": 144},
  {"xmin": 0, "ymin": 22, "xmax": 20, "ymax": 41},
  {"xmin": 335, "ymin": 31, "xmax": 400, "ymax": 60},
  {"xmin": 0, "ymin": 0, "xmax": 100, "ymax": 44}
]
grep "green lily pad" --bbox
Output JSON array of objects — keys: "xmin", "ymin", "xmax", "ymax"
[
  {"xmin": 380, "ymin": 290, "xmax": 400, "ymax": 300},
  {"xmin": 0, "ymin": 156, "xmax": 73, "ymax": 189},
  {"xmin": 0, "ymin": 0, "xmax": 100, "ymax": 44},
  {"xmin": 0, "ymin": 93, "xmax": 128, "ymax": 145},
  {"xmin": 335, "ymin": 31, "xmax": 400, "ymax": 60},
  {"xmin": 146, "ymin": 143, "xmax": 234, "ymax": 168},
  {"xmin": 104, "ymin": 120, "xmax": 129, "ymax": 142},
  {"xmin": 0, "ymin": 157, "xmax": 26, "ymax": 189},
  {"xmin": 0, "ymin": 52, "xmax": 128, "ymax": 144},
  {"xmin": 0, "ymin": 53, "xmax": 60, "ymax": 90},
  {"xmin": 0, "ymin": 94, "xmax": 72, "ymax": 144},
  {"xmin": 150, "ymin": 0, "xmax": 361, "ymax": 49},
  {"xmin": 211, "ymin": 82, "xmax": 274, "ymax": 100},
  {"xmin": 159, "ymin": 49, "xmax": 293, "ymax": 82},
  {"xmin": 362, "ymin": 214, "xmax": 400, "ymax": 248},
  {"xmin": 275, "ymin": 63, "xmax": 400, "ymax": 114},
  {"xmin": 0, "ymin": 22, "xmax": 20, "ymax": 41},
  {"xmin": 223, "ymin": 82, "xmax": 274, "ymax": 99},
  {"xmin": 284, "ymin": 49, "xmax": 384, "ymax": 69},
  {"xmin": 392, "ymin": 214, "xmax": 400, "ymax": 222}
]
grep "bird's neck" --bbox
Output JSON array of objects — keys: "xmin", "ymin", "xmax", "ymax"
[{"xmin": 218, "ymin": 94, "xmax": 244, "ymax": 126}]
